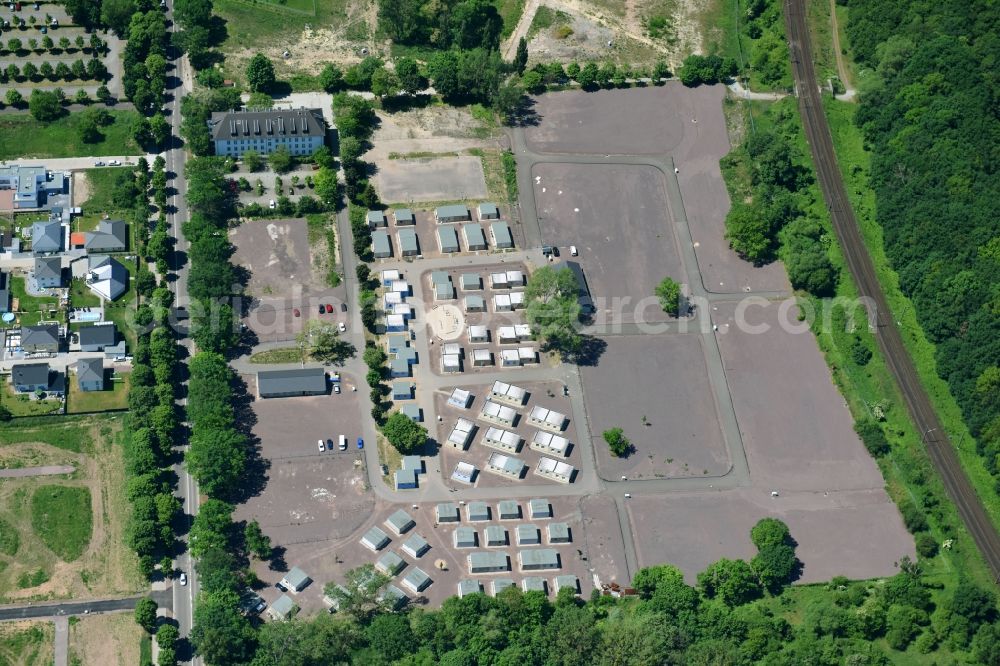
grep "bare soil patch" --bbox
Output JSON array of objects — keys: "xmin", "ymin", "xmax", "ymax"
[{"xmin": 68, "ymin": 612, "xmax": 142, "ymax": 666}]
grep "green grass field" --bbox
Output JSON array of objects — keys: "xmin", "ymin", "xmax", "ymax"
[
  {"xmin": 0, "ymin": 622, "xmax": 53, "ymax": 666},
  {"xmin": 0, "ymin": 111, "xmax": 141, "ymax": 160},
  {"xmin": 248, "ymin": 347, "xmax": 303, "ymax": 364},
  {"xmin": 0, "ymin": 418, "xmax": 92, "ymax": 453},
  {"xmin": 69, "ymin": 278, "xmax": 102, "ymax": 309},
  {"xmin": 0, "ymin": 517, "xmax": 18, "ymax": 556},
  {"xmin": 66, "ymin": 372, "xmax": 130, "ymax": 414},
  {"xmin": 0, "ymin": 382, "xmax": 63, "ymax": 417},
  {"xmin": 30, "ymin": 485, "xmax": 92, "ymax": 562}
]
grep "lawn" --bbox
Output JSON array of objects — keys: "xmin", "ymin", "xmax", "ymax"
[
  {"xmin": 67, "ymin": 371, "xmax": 130, "ymax": 414},
  {"xmin": 69, "ymin": 278, "xmax": 102, "ymax": 309},
  {"xmin": 10, "ymin": 276, "xmax": 59, "ymax": 314},
  {"xmin": 30, "ymin": 485, "xmax": 92, "ymax": 562},
  {"xmin": 0, "ymin": 111, "xmax": 141, "ymax": 160},
  {"xmin": 0, "ymin": 417, "xmax": 92, "ymax": 453},
  {"xmin": 248, "ymin": 347, "xmax": 303, "ymax": 364},
  {"xmin": 0, "ymin": 621, "xmax": 54, "ymax": 666},
  {"xmin": 68, "ymin": 613, "xmax": 143, "ymax": 666},
  {"xmin": 80, "ymin": 168, "xmax": 132, "ymax": 213},
  {"xmin": 0, "ymin": 382, "xmax": 64, "ymax": 417}
]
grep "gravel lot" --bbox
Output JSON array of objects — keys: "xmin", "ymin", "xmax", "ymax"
[{"xmin": 374, "ymin": 155, "xmax": 488, "ymax": 204}]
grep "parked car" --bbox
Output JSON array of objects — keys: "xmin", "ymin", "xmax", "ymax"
[
  {"xmin": 338, "ymin": 435, "xmax": 347, "ymax": 451},
  {"xmin": 292, "ymin": 308, "xmax": 300, "ymax": 317},
  {"xmin": 357, "ymin": 437, "xmax": 364, "ymax": 450},
  {"xmin": 570, "ymin": 245, "xmax": 578, "ymax": 256},
  {"xmin": 179, "ymin": 572, "xmax": 188, "ymax": 586},
  {"xmin": 334, "ymin": 384, "xmax": 340, "ymax": 394},
  {"xmin": 317, "ymin": 439, "xmax": 325, "ymax": 452},
  {"xmin": 94, "ymin": 160, "xmax": 105, "ymax": 167},
  {"xmin": 325, "ymin": 304, "xmax": 334, "ymax": 313},
  {"xmin": 338, "ymin": 322, "xmax": 346, "ymax": 333},
  {"xmin": 108, "ymin": 159, "xmax": 121, "ymax": 166},
  {"xmin": 268, "ymin": 199, "xmax": 276, "ymax": 209},
  {"xmin": 318, "ymin": 304, "xmax": 325, "ymax": 315},
  {"xmin": 340, "ymin": 303, "xmax": 348, "ymax": 312},
  {"xmin": 327, "ymin": 438, "xmax": 334, "ymax": 450}
]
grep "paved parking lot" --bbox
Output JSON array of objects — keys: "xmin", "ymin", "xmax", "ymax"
[
  {"xmin": 434, "ymin": 380, "xmax": 582, "ymax": 488},
  {"xmin": 233, "ymin": 164, "xmax": 318, "ymax": 208},
  {"xmin": 532, "ymin": 162, "xmax": 683, "ymax": 324},
  {"xmin": 374, "ymin": 155, "xmax": 488, "ymax": 203},
  {"xmin": 582, "ymin": 333, "xmax": 730, "ymax": 480}
]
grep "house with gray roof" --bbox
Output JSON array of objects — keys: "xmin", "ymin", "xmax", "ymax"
[
  {"xmin": 490, "ymin": 222, "xmax": 513, "ymax": 249},
  {"xmin": 484, "ymin": 525, "xmax": 508, "ymax": 547},
  {"xmin": 392, "ymin": 382, "xmax": 413, "ymax": 400},
  {"xmin": 21, "ymin": 324, "xmax": 59, "ymax": 353},
  {"xmin": 85, "ymin": 255, "xmax": 128, "ymax": 301},
  {"xmin": 75, "ymin": 357, "xmax": 105, "ymax": 392},
  {"xmin": 454, "ymin": 527, "xmax": 478, "ymax": 548},
  {"xmin": 460, "ymin": 273, "xmax": 481, "ymax": 290},
  {"xmin": 393, "ymin": 208, "xmax": 415, "ymax": 225},
  {"xmin": 83, "ymin": 219, "xmax": 127, "ymax": 252},
  {"xmin": 385, "ymin": 509, "xmax": 415, "ymax": 536},
  {"xmin": 437, "ymin": 226, "xmax": 460, "ymax": 253},
  {"xmin": 435, "ymin": 204, "xmax": 470, "ymax": 223},
  {"xmin": 394, "ymin": 467, "xmax": 418, "ymax": 490},
  {"xmin": 267, "ymin": 594, "xmax": 298, "ymax": 621},
  {"xmin": 279, "ymin": 567, "xmax": 312, "ymax": 593},
  {"xmin": 397, "ymin": 228, "xmax": 419, "ymax": 256},
  {"xmin": 31, "ymin": 220, "xmax": 63, "ymax": 254},
  {"xmin": 78, "ymin": 324, "xmax": 117, "ymax": 352},
  {"xmin": 492, "ymin": 578, "xmax": 515, "ymax": 595},
  {"xmin": 497, "ymin": 500, "xmax": 521, "ymax": 520},
  {"xmin": 554, "ymin": 575, "xmax": 580, "ymax": 594},
  {"xmin": 466, "ymin": 501, "xmax": 491, "ymax": 522},
  {"xmin": 11, "ymin": 362, "xmax": 63, "ymax": 395},
  {"xmin": 372, "ymin": 230, "xmax": 392, "ymax": 259},
  {"xmin": 32, "ymin": 256, "xmax": 62, "ymax": 289},
  {"xmin": 0, "ymin": 271, "xmax": 8, "ymax": 313},
  {"xmin": 463, "ymin": 223, "xmax": 487, "ymax": 250},
  {"xmin": 400, "ymin": 404, "xmax": 422, "ymax": 421},
  {"xmin": 401, "ymin": 567, "xmax": 431, "ymax": 594},
  {"xmin": 518, "ymin": 548, "xmax": 561, "ymax": 571},
  {"xmin": 458, "ymin": 579, "xmax": 484, "ymax": 597},
  {"xmin": 529, "ymin": 499, "xmax": 552, "ymax": 519},
  {"xmin": 208, "ymin": 107, "xmax": 326, "ymax": 157},
  {"xmin": 367, "ymin": 209, "xmax": 387, "ymax": 227},
  {"xmin": 547, "ymin": 522, "xmax": 572, "ymax": 543},
  {"xmin": 436, "ymin": 502, "xmax": 460, "ymax": 523},
  {"xmin": 516, "ymin": 524, "xmax": 541, "ymax": 546},
  {"xmin": 477, "ymin": 202, "xmax": 500, "ymax": 220},
  {"xmin": 522, "ymin": 577, "xmax": 547, "ymax": 593},
  {"xmin": 468, "ymin": 551, "xmax": 510, "ymax": 574},
  {"xmin": 402, "ymin": 533, "xmax": 429, "ymax": 558},
  {"xmin": 256, "ymin": 367, "xmax": 327, "ymax": 398},
  {"xmin": 361, "ymin": 526, "xmax": 391, "ymax": 551},
  {"xmin": 375, "ymin": 551, "xmax": 406, "ymax": 576},
  {"xmin": 0, "ymin": 165, "xmax": 64, "ymax": 209}
]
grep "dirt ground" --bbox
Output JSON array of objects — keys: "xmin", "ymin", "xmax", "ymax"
[
  {"xmin": 628, "ymin": 487, "xmax": 914, "ymax": 584},
  {"xmin": 0, "ymin": 420, "xmax": 143, "ymax": 603},
  {"xmin": 532, "ymin": 162, "xmax": 683, "ymax": 324},
  {"xmin": 374, "ymin": 156, "xmax": 488, "ymax": 204},
  {"xmin": 72, "ymin": 173, "xmax": 91, "ymax": 208},
  {"xmin": 68, "ymin": 612, "xmax": 142, "ymax": 666},
  {"xmin": 365, "ymin": 107, "xmax": 500, "ymax": 164},
  {"xmin": 580, "ymin": 494, "xmax": 630, "ymax": 587},
  {"xmin": 233, "ymin": 390, "xmax": 374, "ymax": 549},
  {"xmin": 712, "ymin": 299, "xmax": 887, "ymax": 492},
  {"xmin": 582, "ymin": 333, "xmax": 730, "ymax": 479},
  {"xmin": 0, "ymin": 621, "xmax": 53, "ymax": 666},
  {"xmin": 230, "ymin": 218, "xmax": 348, "ymax": 344}
]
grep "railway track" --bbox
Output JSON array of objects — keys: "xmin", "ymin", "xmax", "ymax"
[{"xmin": 783, "ymin": 0, "xmax": 1000, "ymax": 580}]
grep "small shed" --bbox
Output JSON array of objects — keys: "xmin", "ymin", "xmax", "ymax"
[
  {"xmin": 468, "ymin": 324, "xmax": 489, "ymax": 343},
  {"xmin": 372, "ymin": 230, "xmax": 392, "ymax": 258},
  {"xmin": 267, "ymin": 594, "xmax": 298, "ymax": 621},
  {"xmin": 394, "ymin": 208, "xmax": 415, "ymax": 225},
  {"xmin": 392, "ymin": 382, "xmax": 414, "ymax": 400},
  {"xmin": 466, "ymin": 501, "xmax": 491, "ymax": 522},
  {"xmin": 436, "ymin": 502, "xmax": 460, "ymax": 523},
  {"xmin": 460, "ymin": 273, "xmax": 481, "ymax": 290},
  {"xmin": 435, "ymin": 204, "xmax": 470, "ymax": 223},
  {"xmin": 402, "ymin": 533, "xmax": 430, "ymax": 558},
  {"xmin": 367, "ymin": 210, "xmax": 387, "ymax": 227},
  {"xmin": 535, "ymin": 457, "xmax": 576, "ymax": 484},
  {"xmin": 280, "ymin": 567, "xmax": 312, "ymax": 593},
  {"xmin": 468, "ymin": 551, "xmax": 510, "ymax": 574},
  {"xmin": 480, "ymin": 400, "xmax": 516, "ymax": 426},
  {"xmin": 463, "ymin": 223, "xmax": 487, "ymax": 250},
  {"xmin": 484, "ymin": 525, "xmax": 508, "ymax": 547},
  {"xmin": 447, "ymin": 388, "xmax": 472, "ymax": 409},
  {"xmin": 497, "ymin": 500, "xmax": 521, "ymax": 520},
  {"xmin": 437, "ymin": 226, "xmax": 460, "ymax": 253},
  {"xmin": 361, "ymin": 526, "xmax": 391, "ymax": 551},
  {"xmin": 490, "ymin": 381, "xmax": 526, "ymax": 406},
  {"xmin": 477, "ymin": 202, "xmax": 500, "ymax": 220},
  {"xmin": 401, "ymin": 405, "xmax": 423, "ymax": 421},
  {"xmin": 529, "ymin": 499, "xmax": 552, "ymax": 519},
  {"xmin": 490, "ymin": 222, "xmax": 513, "ymax": 249},
  {"xmin": 398, "ymin": 228, "xmax": 419, "ymax": 256},
  {"xmin": 531, "ymin": 431, "xmax": 570, "ymax": 457},
  {"xmin": 458, "ymin": 579, "xmax": 484, "ymax": 598},
  {"xmin": 516, "ymin": 524, "xmax": 541, "ymax": 546},
  {"xmin": 401, "ymin": 567, "xmax": 432, "ymax": 593},
  {"xmin": 447, "ymin": 418, "xmax": 475, "ymax": 449},
  {"xmin": 375, "ymin": 551, "xmax": 406, "ymax": 576},
  {"xmin": 528, "ymin": 405, "xmax": 567, "ymax": 432},
  {"xmin": 547, "ymin": 522, "xmax": 572, "ymax": 544},
  {"xmin": 472, "ymin": 349, "xmax": 493, "ymax": 367},
  {"xmin": 518, "ymin": 548, "xmax": 561, "ymax": 571},
  {"xmin": 385, "ymin": 509, "xmax": 416, "ymax": 536},
  {"xmin": 483, "ymin": 427, "xmax": 522, "ymax": 453},
  {"xmin": 465, "ymin": 295, "xmax": 486, "ymax": 313},
  {"xmin": 453, "ymin": 526, "xmax": 478, "ymax": 548},
  {"xmin": 394, "ymin": 468, "xmax": 418, "ymax": 490},
  {"xmin": 451, "ymin": 462, "xmax": 476, "ymax": 485}
]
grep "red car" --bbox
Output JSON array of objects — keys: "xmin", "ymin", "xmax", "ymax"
[
  {"xmin": 325, "ymin": 304, "xmax": 334, "ymax": 314},
  {"xmin": 292, "ymin": 308, "xmax": 300, "ymax": 317}
]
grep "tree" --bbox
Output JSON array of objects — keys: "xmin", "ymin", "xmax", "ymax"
[
  {"xmin": 78, "ymin": 108, "xmax": 112, "ymax": 143},
  {"xmin": 395, "ymin": 57, "xmax": 423, "ymax": 94},
  {"xmin": 578, "ymin": 62, "xmax": 599, "ymax": 89},
  {"xmin": 148, "ymin": 113, "xmax": 171, "ymax": 148},
  {"xmin": 134, "ymin": 597, "xmax": 159, "ymax": 633},
  {"xmin": 296, "ymin": 320, "xmax": 356, "ymax": 365},
  {"xmin": 525, "ymin": 266, "xmax": 583, "ymax": 355},
  {"xmin": 751, "ymin": 543, "xmax": 798, "ymax": 593},
  {"xmin": 28, "ymin": 89, "xmax": 63, "ymax": 121},
  {"xmin": 39, "ymin": 62, "xmax": 54, "ymax": 80},
  {"xmin": 186, "ymin": 427, "xmax": 248, "ymax": 499},
  {"xmin": 245, "ymin": 53, "xmax": 276, "ymax": 93},
  {"xmin": 854, "ymin": 420, "xmax": 890, "ymax": 457},
  {"xmin": 522, "ymin": 70, "xmax": 544, "ymax": 94},
  {"xmin": 382, "ymin": 412, "xmax": 427, "ymax": 454},
  {"xmin": 319, "ymin": 63, "xmax": 343, "ymax": 92},
  {"xmin": 370, "ymin": 67, "xmax": 399, "ymax": 99},
  {"xmin": 22, "ymin": 62, "xmax": 38, "ymax": 82},
  {"xmin": 156, "ymin": 624, "xmax": 179, "ymax": 666},
  {"xmin": 603, "ymin": 427, "xmax": 631, "ymax": 457},
  {"xmin": 190, "ymin": 589, "xmax": 257, "ymax": 665},
  {"xmin": 514, "ymin": 37, "xmax": 529, "ymax": 74},
  {"xmin": 324, "ymin": 564, "xmax": 393, "ymax": 621},
  {"xmin": 242, "ymin": 150, "xmax": 263, "ymax": 172},
  {"xmin": 96, "ymin": 85, "xmax": 112, "ymax": 104},
  {"xmin": 101, "ymin": 0, "xmax": 137, "ymax": 35},
  {"xmin": 697, "ymin": 558, "xmax": 762, "ymax": 606},
  {"xmin": 268, "ymin": 144, "xmax": 293, "ymax": 174},
  {"xmin": 244, "ymin": 520, "xmax": 272, "ymax": 560},
  {"xmin": 655, "ymin": 276, "xmax": 684, "ymax": 316},
  {"xmin": 5, "ymin": 89, "xmax": 22, "ymax": 108},
  {"xmin": 366, "ymin": 613, "xmax": 415, "ymax": 662},
  {"xmin": 188, "ymin": 499, "xmax": 235, "ymax": 558},
  {"xmin": 313, "ymin": 167, "xmax": 339, "ymax": 204}
]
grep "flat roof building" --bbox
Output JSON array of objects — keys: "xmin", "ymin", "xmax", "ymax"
[
  {"xmin": 454, "ymin": 526, "xmax": 478, "ymax": 548},
  {"xmin": 437, "ymin": 226, "xmax": 460, "ymax": 253},
  {"xmin": 500, "ymin": 349, "xmax": 521, "ymax": 367},
  {"xmin": 361, "ymin": 526, "xmax": 391, "ymax": 551},
  {"xmin": 401, "ymin": 456, "xmax": 424, "ymax": 474},
  {"xmin": 510, "ymin": 291, "xmax": 525, "ymax": 309},
  {"xmin": 209, "ymin": 107, "xmax": 325, "ymax": 157},
  {"xmin": 466, "ymin": 501, "xmax": 491, "ymax": 522},
  {"xmin": 436, "ymin": 204, "xmax": 470, "ymax": 223},
  {"xmin": 506, "ymin": 270, "xmax": 525, "ymax": 287},
  {"xmin": 442, "ymin": 353, "xmax": 462, "ymax": 373},
  {"xmin": 497, "ymin": 326, "xmax": 518, "ymax": 344},
  {"xmin": 430, "ymin": 270, "xmax": 450, "ymax": 286},
  {"xmin": 490, "ymin": 221, "xmax": 513, "ymax": 249},
  {"xmin": 554, "ymin": 575, "xmax": 580, "ymax": 595},
  {"xmin": 367, "ymin": 210, "xmax": 387, "ymax": 227},
  {"xmin": 490, "ymin": 380, "xmax": 527, "ymax": 406},
  {"xmin": 521, "ymin": 577, "xmax": 547, "ymax": 593},
  {"xmin": 390, "ymin": 358, "xmax": 411, "ymax": 378},
  {"xmin": 492, "ymin": 578, "xmax": 515, "ymax": 595},
  {"xmin": 451, "ymin": 462, "xmax": 477, "ymax": 485},
  {"xmin": 401, "ymin": 567, "xmax": 431, "ymax": 593},
  {"xmin": 518, "ymin": 548, "xmax": 561, "ymax": 571},
  {"xmin": 465, "ymin": 294, "xmax": 486, "ymax": 312},
  {"xmin": 463, "ymin": 223, "xmax": 487, "ymax": 250},
  {"xmin": 468, "ymin": 324, "xmax": 489, "ymax": 342},
  {"xmin": 497, "ymin": 500, "xmax": 521, "ymax": 521},
  {"xmin": 436, "ymin": 502, "xmax": 460, "ymax": 523},
  {"xmin": 447, "ymin": 388, "xmax": 472, "ymax": 409},
  {"xmin": 395, "ymin": 467, "xmax": 418, "ymax": 490},
  {"xmin": 402, "ymin": 533, "xmax": 429, "ymax": 558},
  {"xmin": 279, "ymin": 567, "xmax": 312, "ymax": 593},
  {"xmin": 435, "ymin": 281, "xmax": 456, "ymax": 300},
  {"xmin": 518, "ymin": 347, "xmax": 538, "ymax": 364},
  {"xmin": 472, "ymin": 349, "xmax": 493, "ymax": 367},
  {"xmin": 529, "ymin": 499, "xmax": 552, "ymax": 519},
  {"xmin": 484, "ymin": 525, "xmax": 508, "ymax": 547},
  {"xmin": 256, "ymin": 367, "xmax": 326, "ymax": 398},
  {"xmin": 447, "ymin": 418, "xmax": 475, "ymax": 450},
  {"xmin": 458, "ymin": 579, "xmax": 484, "ymax": 598},
  {"xmin": 381, "ymin": 269, "xmax": 401, "ymax": 285},
  {"xmin": 547, "ymin": 522, "xmax": 571, "ymax": 544},
  {"xmin": 394, "ymin": 208, "xmax": 415, "ymax": 225},
  {"xmin": 375, "ymin": 551, "xmax": 406, "ymax": 576},
  {"xmin": 460, "ymin": 273, "xmax": 481, "ymax": 290},
  {"xmin": 516, "ymin": 524, "xmax": 541, "ymax": 546},
  {"xmin": 490, "ymin": 272, "xmax": 509, "ymax": 289},
  {"xmin": 535, "ymin": 457, "xmax": 576, "ymax": 484},
  {"xmin": 486, "ymin": 452, "xmax": 525, "ymax": 480},
  {"xmin": 401, "ymin": 404, "xmax": 422, "ymax": 421},
  {"xmin": 392, "ymin": 382, "xmax": 414, "ymax": 400},
  {"xmin": 0, "ymin": 165, "xmax": 64, "ymax": 209},
  {"xmin": 531, "ymin": 431, "xmax": 570, "ymax": 457},
  {"xmin": 372, "ymin": 230, "xmax": 392, "ymax": 258},
  {"xmin": 477, "ymin": 202, "xmax": 500, "ymax": 220},
  {"xmin": 528, "ymin": 405, "xmax": 567, "ymax": 432},
  {"xmin": 493, "ymin": 294, "xmax": 512, "ymax": 312},
  {"xmin": 390, "ymin": 279, "xmax": 410, "ymax": 294},
  {"xmin": 480, "ymin": 400, "xmax": 517, "ymax": 426},
  {"xmin": 385, "ymin": 509, "xmax": 416, "ymax": 536},
  {"xmin": 398, "ymin": 228, "xmax": 419, "ymax": 256},
  {"xmin": 468, "ymin": 551, "xmax": 510, "ymax": 574},
  {"xmin": 483, "ymin": 427, "xmax": 522, "ymax": 453}
]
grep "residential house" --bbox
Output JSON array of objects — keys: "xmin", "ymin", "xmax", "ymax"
[{"xmin": 75, "ymin": 357, "xmax": 105, "ymax": 392}]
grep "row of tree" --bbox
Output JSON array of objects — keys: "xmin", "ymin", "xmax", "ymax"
[
  {"xmin": 1, "ymin": 33, "xmax": 103, "ymax": 54},
  {"xmin": 0, "ymin": 57, "xmax": 107, "ymax": 83},
  {"xmin": 846, "ymin": 0, "xmax": 1000, "ymax": 496}
]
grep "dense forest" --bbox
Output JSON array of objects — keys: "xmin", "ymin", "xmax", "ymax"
[{"xmin": 846, "ymin": 2, "xmax": 1000, "ymax": 489}]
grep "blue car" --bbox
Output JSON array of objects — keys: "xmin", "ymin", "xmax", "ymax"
[{"xmin": 356, "ymin": 437, "xmax": 364, "ymax": 450}]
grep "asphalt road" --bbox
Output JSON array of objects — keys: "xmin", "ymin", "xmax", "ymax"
[
  {"xmin": 784, "ymin": 0, "xmax": 1000, "ymax": 579},
  {"xmin": 0, "ymin": 594, "xmax": 168, "ymax": 621}
]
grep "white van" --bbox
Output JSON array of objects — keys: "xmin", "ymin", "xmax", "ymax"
[
  {"xmin": 338, "ymin": 435, "xmax": 347, "ymax": 451},
  {"xmin": 570, "ymin": 245, "xmax": 578, "ymax": 256}
]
